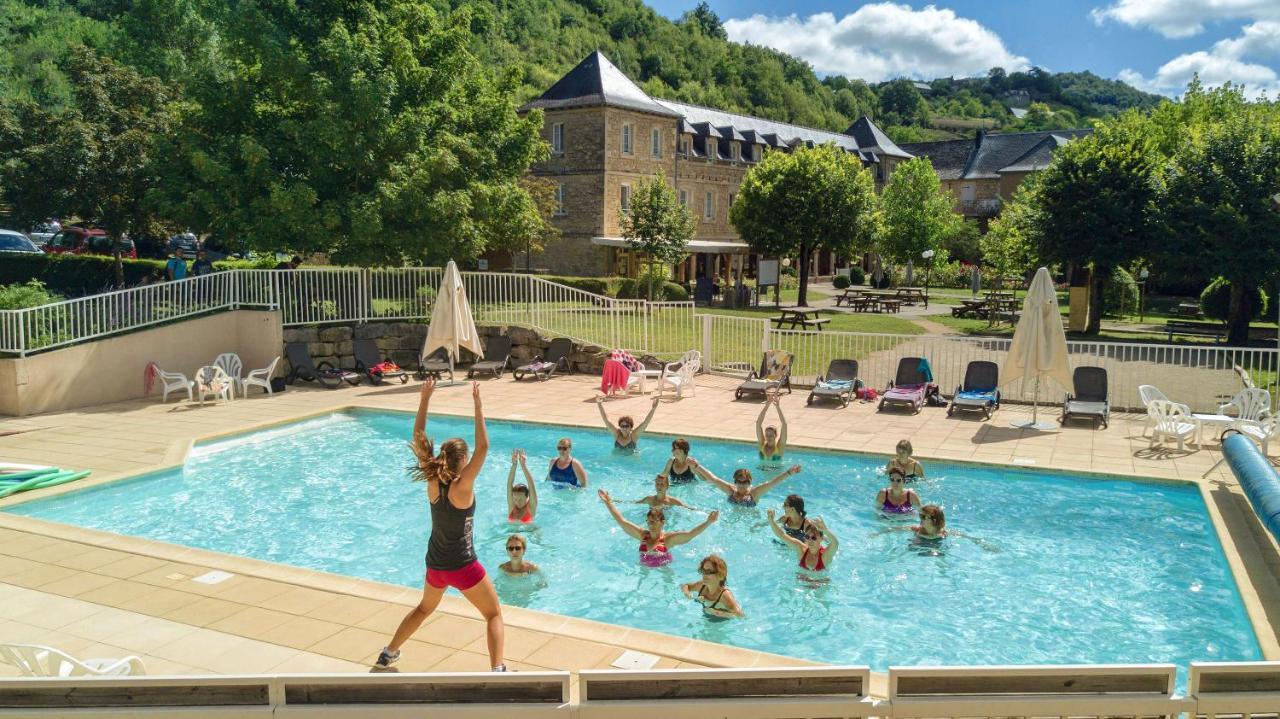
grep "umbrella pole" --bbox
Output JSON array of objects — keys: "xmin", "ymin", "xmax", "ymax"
[{"xmin": 1012, "ymin": 374, "xmax": 1057, "ymax": 431}]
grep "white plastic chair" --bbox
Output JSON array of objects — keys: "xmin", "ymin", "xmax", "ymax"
[
  {"xmin": 0, "ymin": 643, "xmax": 145, "ymax": 677},
  {"xmin": 1137, "ymin": 384, "xmax": 1170, "ymax": 437},
  {"xmin": 194, "ymin": 365, "xmax": 234, "ymax": 405},
  {"xmin": 241, "ymin": 356, "xmax": 281, "ymax": 396},
  {"xmin": 1239, "ymin": 415, "xmax": 1280, "ymax": 456},
  {"xmin": 157, "ymin": 368, "xmax": 193, "ymax": 403},
  {"xmin": 658, "ymin": 350, "xmax": 701, "ymax": 400},
  {"xmin": 213, "ymin": 353, "xmax": 244, "ymax": 399},
  {"xmin": 1219, "ymin": 388, "xmax": 1272, "ymax": 423},
  {"xmin": 1148, "ymin": 400, "xmax": 1200, "ymax": 451}
]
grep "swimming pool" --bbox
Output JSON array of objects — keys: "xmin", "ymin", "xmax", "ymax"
[{"xmin": 6, "ymin": 410, "xmax": 1261, "ymax": 671}]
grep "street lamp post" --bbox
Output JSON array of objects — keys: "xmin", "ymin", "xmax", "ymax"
[
  {"xmin": 1137, "ymin": 267, "xmax": 1150, "ymax": 323},
  {"xmin": 921, "ymin": 249, "xmax": 936, "ymax": 309}
]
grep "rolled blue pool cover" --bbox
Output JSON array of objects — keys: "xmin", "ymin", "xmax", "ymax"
[{"xmin": 1223, "ymin": 432, "xmax": 1280, "ymax": 541}]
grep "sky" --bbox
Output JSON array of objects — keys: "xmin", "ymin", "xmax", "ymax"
[{"xmin": 644, "ymin": 0, "xmax": 1280, "ymax": 97}]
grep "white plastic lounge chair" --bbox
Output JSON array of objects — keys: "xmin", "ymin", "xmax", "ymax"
[
  {"xmin": 156, "ymin": 367, "xmax": 193, "ymax": 403},
  {"xmin": 1239, "ymin": 415, "xmax": 1280, "ymax": 456},
  {"xmin": 1137, "ymin": 384, "xmax": 1170, "ymax": 437},
  {"xmin": 194, "ymin": 365, "xmax": 234, "ymax": 405},
  {"xmin": 1219, "ymin": 388, "xmax": 1272, "ymax": 423},
  {"xmin": 241, "ymin": 356, "xmax": 281, "ymax": 396},
  {"xmin": 1148, "ymin": 400, "xmax": 1199, "ymax": 451},
  {"xmin": 213, "ymin": 352, "xmax": 243, "ymax": 399},
  {"xmin": 0, "ymin": 643, "xmax": 145, "ymax": 677},
  {"xmin": 657, "ymin": 350, "xmax": 701, "ymax": 400}
]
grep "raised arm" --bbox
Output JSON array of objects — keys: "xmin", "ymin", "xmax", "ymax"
[
  {"xmin": 635, "ymin": 396, "xmax": 660, "ymax": 435},
  {"xmin": 767, "ymin": 509, "xmax": 806, "ymax": 553},
  {"xmin": 506, "ymin": 449, "xmax": 519, "ymax": 510},
  {"xmin": 413, "ymin": 379, "xmax": 433, "ymax": 447},
  {"xmin": 774, "ymin": 399, "xmax": 788, "ymax": 449},
  {"xmin": 814, "ymin": 517, "xmax": 838, "ymax": 563},
  {"xmin": 595, "ymin": 396, "xmax": 616, "ymax": 432},
  {"xmin": 692, "ymin": 463, "xmax": 734, "ymax": 494},
  {"xmin": 599, "ymin": 490, "xmax": 643, "ymax": 540},
  {"xmin": 665, "ymin": 510, "xmax": 719, "ymax": 547},
  {"xmin": 456, "ymin": 383, "xmax": 488, "ymax": 491},
  {"xmin": 520, "ymin": 452, "xmax": 537, "ymax": 513},
  {"xmin": 751, "ymin": 465, "xmax": 800, "ymax": 500},
  {"xmin": 755, "ymin": 400, "xmax": 770, "ymax": 446}
]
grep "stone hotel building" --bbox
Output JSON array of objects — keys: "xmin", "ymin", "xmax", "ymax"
[{"xmin": 516, "ymin": 51, "xmax": 913, "ymax": 279}]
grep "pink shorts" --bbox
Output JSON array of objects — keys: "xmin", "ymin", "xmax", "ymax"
[{"xmin": 426, "ymin": 561, "xmax": 486, "ymax": 591}]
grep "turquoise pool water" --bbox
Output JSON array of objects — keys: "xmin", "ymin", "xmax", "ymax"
[{"xmin": 7, "ymin": 410, "xmax": 1261, "ymax": 671}]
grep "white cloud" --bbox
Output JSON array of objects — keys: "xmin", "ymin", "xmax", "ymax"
[
  {"xmin": 722, "ymin": 3, "xmax": 1030, "ymax": 83},
  {"xmin": 1117, "ymin": 21, "xmax": 1280, "ymax": 98},
  {"xmin": 1091, "ymin": 0, "xmax": 1280, "ymax": 38}
]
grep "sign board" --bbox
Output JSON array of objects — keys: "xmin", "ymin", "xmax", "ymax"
[
  {"xmin": 477, "ymin": 259, "xmax": 489, "ymax": 271},
  {"xmin": 758, "ymin": 259, "xmax": 779, "ymax": 287}
]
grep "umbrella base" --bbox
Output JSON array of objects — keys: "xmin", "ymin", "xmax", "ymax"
[{"xmin": 1010, "ymin": 419, "xmax": 1058, "ymax": 431}]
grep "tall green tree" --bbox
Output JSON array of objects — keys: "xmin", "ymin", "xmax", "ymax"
[
  {"xmin": 152, "ymin": 0, "xmax": 546, "ymax": 267},
  {"xmin": 981, "ymin": 175, "xmax": 1041, "ymax": 281},
  {"xmin": 878, "ymin": 156, "xmax": 957, "ymax": 271},
  {"xmin": 877, "ymin": 79, "xmax": 929, "ymax": 126},
  {"xmin": 0, "ymin": 46, "xmax": 173, "ymax": 287},
  {"xmin": 1034, "ymin": 113, "xmax": 1158, "ymax": 334},
  {"xmin": 1160, "ymin": 104, "xmax": 1280, "ymax": 344},
  {"xmin": 621, "ymin": 171, "xmax": 696, "ymax": 300},
  {"xmin": 731, "ymin": 144, "xmax": 878, "ymax": 306}
]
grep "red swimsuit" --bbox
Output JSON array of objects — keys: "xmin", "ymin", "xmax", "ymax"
[{"xmin": 799, "ymin": 546, "xmax": 826, "ymax": 571}]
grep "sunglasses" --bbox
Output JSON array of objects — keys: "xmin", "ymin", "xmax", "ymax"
[
  {"xmin": 890, "ymin": 476, "xmax": 905, "ymax": 482},
  {"xmin": 506, "ymin": 546, "xmax": 524, "ymax": 552},
  {"xmin": 699, "ymin": 566, "xmax": 716, "ymax": 575},
  {"xmin": 619, "ymin": 423, "xmax": 633, "ymax": 429},
  {"xmin": 557, "ymin": 445, "xmax": 571, "ymax": 451},
  {"xmin": 734, "ymin": 478, "xmax": 751, "ymax": 485}
]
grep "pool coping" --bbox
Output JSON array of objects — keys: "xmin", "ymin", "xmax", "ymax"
[{"xmin": 3, "ymin": 402, "xmax": 1278, "ymax": 666}]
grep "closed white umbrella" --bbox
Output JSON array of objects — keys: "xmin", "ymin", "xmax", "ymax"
[
  {"xmin": 422, "ymin": 261, "xmax": 483, "ymax": 384},
  {"xmin": 1004, "ymin": 267, "xmax": 1072, "ymax": 430}
]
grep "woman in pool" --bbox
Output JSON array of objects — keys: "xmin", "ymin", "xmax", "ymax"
[
  {"xmin": 875, "ymin": 468, "xmax": 921, "ymax": 515},
  {"xmin": 886, "ymin": 439, "xmax": 925, "ymax": 478},
  {"xmin": 756, "ymin": 394, "xmax": 788, "ymax": 466},
  {"xmin": 499, "ymin": 534, "xmax": 540, "ymax": 575},
  {"xmin": 681, "ymin": 554, "xmax": 744, "ymax": 619},
  {"xmin": 662, "ymin": 438, "xmax": 699, "ymax": 484},
  {"xmin": 599, "ymin": 489, "xmax": 718, "ymax": 566},
  {"xmin": 776, "ymin": 494, "xmax": 814, "ymax": 540},
  {"xmin": 547, "ymin": 438, "xmax": 588, "ymax": 487},
  {"xmin": 506, "ymin": 449, "xmax": 538, "ymax": 523},
  {"xmin": 694, "ymin": 463, "xmax": 801, "ymax": 507},
  {"xmin": 633, "ymin": 473, "xmax": 693, "ymax": 510},
  {"xmin": 596, "ymin": 395, "xmax": 660, "ymax": 452},
  {"xmin": 879, "ymin": 504, "xmax": 997, "ymax": 550},
  {"xmin": 377, "ymin": 379, "xmax": 506, "ymax": 672},
  {"xmin": 768, "ymin": 510, "xmax": 837, "ymax": 573}
]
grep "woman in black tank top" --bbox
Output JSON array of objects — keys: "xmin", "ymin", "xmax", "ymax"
[{"xmin": 375, "ymin": 379, "xmax": 506, "ymax": 672}]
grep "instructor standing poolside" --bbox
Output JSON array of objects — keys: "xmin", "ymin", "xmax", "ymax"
[{"xmin": 376, "ymin": 379, "xmax": 506, "ymax": 672}]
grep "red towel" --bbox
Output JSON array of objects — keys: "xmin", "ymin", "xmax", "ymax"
[{"xmin": 601, "ymin": 359, "xmax": 631, "ymax": 394}]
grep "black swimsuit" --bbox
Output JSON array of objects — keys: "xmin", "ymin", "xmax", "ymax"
[{"xmin": 426, "ymin": 479, "xmax": 476, "ymax": 570}]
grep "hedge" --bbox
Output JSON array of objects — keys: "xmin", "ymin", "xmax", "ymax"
[
  {"xmin": 1201, "ymin": 277, "xmax": 1268, "ymax": 322},
  {"xmin": 0, "ymin": 253, "xmax": 168, "ymax": 296}
]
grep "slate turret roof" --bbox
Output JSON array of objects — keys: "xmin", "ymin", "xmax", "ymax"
[
  {"xmin": 901, "ymin": 129, "xmax": 1091, "ymax": 180},
  {"xmin": 520, "ymin": 50, "xmax": 680, "ymax": 117}
]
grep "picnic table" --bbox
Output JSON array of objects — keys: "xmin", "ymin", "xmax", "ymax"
[
  {"xmin": 1175, "ymin": 303, "xmax": 1203, "ymax": 318},
  {"xmin": 894, "ymin": 287, "xmax": 928, "ymax": 305},
  {"xmin": 771, "ymin": 307, "xmax": 830, "ymax": 331},
  {"xmin": 833, "ymin": 288, "xmax": 867, "ymax": 307}
]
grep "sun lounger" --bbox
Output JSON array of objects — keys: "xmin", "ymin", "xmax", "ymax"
[
  {"xmin": 514, "ymin": 337, "xmax": 574, "ymax": 381},
  {"xmin": 352, "ymin": 338, "xmax": 409, "ymax": 385},
  {"xmin": 948, "ymin": 360, "xmax": 1001, "ymax": 419},
  {"xmin": 467, "ymin": 335, "xmax": 512, "ymax": 379},
  {"xmin": 879, "ymin": 356, "xmax": 932, "ymax": 414},
  {"xmin": 416, "ymin": 346, "xmax": 455, "ymax": 382},
  {"xmin": 807, "ymin": 359, "xmax": 859, "ymax": 407},
  {"xmin": 284, "ymin": 341, "xmax": 359, "ymax": 389},
  {"xmin": 735, "ymin": 350, "xmax": 793, "ymax": 400},
  {"xmin": 1061, "ymin": 366, "xmax": 1109, "ymax": 428}
]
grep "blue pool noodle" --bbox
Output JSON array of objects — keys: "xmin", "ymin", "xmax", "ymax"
[{"xmin": 1223, "ymin": 432, "xmax": 1280, "ymax": 541}]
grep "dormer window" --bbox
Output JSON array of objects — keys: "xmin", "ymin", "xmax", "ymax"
[
  {"xmin": 651, "ymin": 127, "xmax": 662, "ymax": 158},
  {"xmin": 679, "ymin": 137, "xmax": 690, "ymax": 155},
  {"xmin": 731, "ymin": 142, "xmax": 740, "ymax": 161},
  {"xmin": 551, "ymin": 123, "xmax": 564, "ymax": 155},
  {"xmin": 706, "ymin": 138, "xmax": 717, "ymax": 160},
  {"xmin": 752, "ymin": 145, "xmax": 761, "ymax": 162},
  {"xmin": 622, "ymin": 123, "xmax": 634, "ymax": 155}
]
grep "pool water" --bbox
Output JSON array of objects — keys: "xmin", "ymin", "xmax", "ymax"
[{"xmin": 7, "ymin": 410, "xmax": 1261, "ymax": 671}]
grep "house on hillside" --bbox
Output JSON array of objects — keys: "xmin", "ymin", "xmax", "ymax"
[
  {"xmin": 901, "ymin": 128, "xmax": 1091, "ymax": 229},
  {"xmin": 511, "ymin": 50, "xmax": 912, "ymax": 280}
]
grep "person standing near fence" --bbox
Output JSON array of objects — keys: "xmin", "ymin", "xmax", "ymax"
[
  {"xmin": 166, "ymin": 249, "xmax": 188, "ymax": 281},
  {"xmin": 191, "ymin": 250, "xmax": 214, "ymax": 277}
]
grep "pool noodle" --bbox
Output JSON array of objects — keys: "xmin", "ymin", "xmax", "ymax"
[
  {"xmin": 0, "ymin": 470, "xmax": 89, "ymax": 499},
  {"xmin": 0, "ymin": 467, "xmax": 61, "ymax": 483}
]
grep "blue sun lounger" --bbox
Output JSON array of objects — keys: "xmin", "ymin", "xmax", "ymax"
[{"xmin": 948, "ymin": 360, "xmax": 1001, "ymax": 420}]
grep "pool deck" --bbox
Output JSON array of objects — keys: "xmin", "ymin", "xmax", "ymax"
[{"xmin": 1, "ymin": 373, "xmax": 1279, "ymax": 680}]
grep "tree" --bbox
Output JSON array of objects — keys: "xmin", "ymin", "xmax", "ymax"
[
  {"xmin": 621, "ymin": 171, "xmax": 696, "ymax": 300},
  {"xmin": 731, "ymin": 144, "xmax": 878, "ymax": 306},
  {"xmin": 981, "ymin": 176, "xmax": 1041, "ymax": 280},
  {"xmin": 878, "ymin": 156, "xmax": 957, "ymax": 270},
  {"xmin": 1160, "ymin": 104, "xmax": 1280, "ymax": 344},
  {"xmin": 493, "ymin": 175, "xmax": 561, "ymax": 272},
  {"xmin": 0, "ymin": 46, "xmax": 173, "ymax": 287},
  {"xmin": 681, "ymin": 2, "xmax": 726, "ymax": 40},
  {"xmin": 878, "ymin": 79, "xmax": 929, "ymax": 126},
  {"xmin": 152, "ymin": 0, "xmax": 546, "ymax": 267},
  {"xmin": 1034, "ymin": 112, "xmax": 1159, "ymax": 334}
]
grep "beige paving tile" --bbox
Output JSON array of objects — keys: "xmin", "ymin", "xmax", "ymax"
[
  {"xmin": 120, "ymin": 587, "xmax": 203, "ymax": 616},
  {"xmin": 4, "ymin": 564, "xmax": 81, "ymax": 589},
  {"xmin": 305, "ymin": 626, "xmax": 388, "ymax": 664},
  {"xmin": 201, "ymin": 640, "xmax": 299, "ymax": 674},
  {"xmin": 100, "ymin": 618, "xmax": 197, "ymax": 653},
  {"xmin": 150, "ymin": 628, "xmax": 254, "ymax": 666},
  {"xmin": 95, "ymin": 555, "xmax": 170, "ymax": 580},
  {"xmin": 158, "ymin": 596, "xmax": 247, "ymax": 627},
  {"xmin": 59, "ymin": 609, "xmax": 152, "ymax": 643},
  {"xmin": 257, "ymin": 586, "xmax": 338, "ymax": 616},
  {"xmin": 206, "ymin": 606, "xmax": 296, "ymax": 638},
  {"xmin": 524, "ymin": 636, "xmax": 622, "ymax": 671},
  {"xmin": 255, "ymin": 615, "xmax": 345, "ymax": 651},
  {"xmin": 304, "ymin": 594, "xmax": 387, "ymax": 625},
  {"xmin": 270, "ymin": 651, "xmax": 369, "ymax": 673},
  {"xmin": 462, "ymin": 625, "xmax": 553, "ymax": 662},
  {"xmin": 207, "ymin": 577, "xmax": 293, "ymax": 604},
  {"xmin": 417, "ymin": 613, "xmax": 489, "ymax": 650},
  {"xmin": 74, "ymin": 579, "xmax": 162, "ymax": 609}
]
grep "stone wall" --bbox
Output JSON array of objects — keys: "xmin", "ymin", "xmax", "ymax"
[{"xmin": 280, "ymin": 322, "xmax": 609, "ymax": 376}]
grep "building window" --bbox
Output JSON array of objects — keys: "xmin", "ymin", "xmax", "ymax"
[
  {"xmin": 961, "ymin": 183, "xmax": 976, "ymax": 203},
  {"xmin": 876, "ymin": 164, "xmax": 884, "ymax": 181},
  {"xmin": 706, "ymin": 138, "xmax": 716, "ymax": 160},
  {"xmin": 621, "ymin": 184, "xmax": 632, "ymax": 214},
  {"xmin": 704, "ymin": 191, "xmax": 714, "ymax": 221},
  {"xmin": 752, "ymin": 145, "xmax": 761, "ymax": 162},
  {"xmin": 728, "ymin": 192, "xmax": 736, "ymax": 208},
  {"xmin": 622, "ymin": 124, "xmax": 633, "ymax": 155},
  {"xmin": 651, "ymin": 127, "xmax": 662, "ymax": 158},
  {"xmin": 679, "ymin": 189, "xmax": 688, "ymax": 207},
  {"xmin": 554, "ymin": 184, "xmax": 566, "ymax": 216},
  {"xmin": 551, "ymin": 123, "xmax": 564, "ymax": 155},
  {"xmin": 731, "ymin": 142, "xmax": 740, "ymax": 161},
  {"xmin": 678, "ymin": 138, "xmax": 689, "ymax": 155}
]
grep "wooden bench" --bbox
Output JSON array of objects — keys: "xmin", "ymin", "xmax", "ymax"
[
  {"xmin": 889, "ymin": 664, "xmax": 1192, "ymax": 719},
  {"xmin": 878, "ymin": 298, "xmax": 903, "ymax": 313},
  {"xmin": 578, "ymin": 666, "xmax": 877, "ymax": 719},
  {"xmin": 1166, "ymin": 320, "xmax": 1227, "ymax": 343},
  {"xmin": 0, "ymin": 675, "xmax": 275, "ymax": 717},
  {"xmin": 1189, "ymin": 661, "xmax": 1280, "ymax": 719}
]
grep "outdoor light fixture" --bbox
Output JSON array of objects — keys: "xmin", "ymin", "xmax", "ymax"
[
  {"xmin": 1138, "ymin": 268, "xmax": 1150, "ymax": 323},
  {"xmin": 921, "ymin": 249, "xmax": 936, "ymax": 309}
]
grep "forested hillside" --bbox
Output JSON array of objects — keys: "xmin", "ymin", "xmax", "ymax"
[{"xmin": 2, "ymin": 0, "xmax": 1164, "ymax": 140}]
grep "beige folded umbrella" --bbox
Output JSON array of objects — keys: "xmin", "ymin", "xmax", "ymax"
[
  {"xmin": 1004, "ymin": 267, "xmax": 1072, "ymax": 430},
  {"xmin": 422, "ymin": 261, "xmax": 483, "ymax": 383}
]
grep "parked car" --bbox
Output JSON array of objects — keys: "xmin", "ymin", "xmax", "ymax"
[
  {"xmin": 27, "ymin": 222, "xmax": 59, "ymax": 247},
  {"xmin": 0, "ymin": 230, "xmax": 42, "ymax": 254},
  {"xmin": 169, "ymin": 232, "xmax": 199, "ymax": 255},
  {"xmin": 45, "ymin": 227, "xmax": 137, "ymax": 259}
]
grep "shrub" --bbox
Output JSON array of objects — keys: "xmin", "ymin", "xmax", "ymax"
[
  {"xmin": 831, "ymin": 274, "xmax": 851, "ymax": 290},
  {"xmin": 661, "ymin": 281, "xmax": 689, "ymax": 301},
  {"xmin": 0, "ymin": 280, "xmax": 62, "ymax": 310},
  {"xmin": 547, "ymin": 276, "xmax": 609, "ymax": 295},
  {"xmin": 0, "ymin": 253, "xmax": 167, "ymax": 296},
  {"xmin": 1200, "ymin": 277, "xmax": 1268, "ymax": 322},
  {"xmin": 847, "ymin": 265, "xmax": 865, "ymax": 285},
  {"xmin": 1102, "ymin": 266, "xmax": 1139, "ymax": 316}
]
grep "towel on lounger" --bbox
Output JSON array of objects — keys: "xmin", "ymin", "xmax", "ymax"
[{"xmin": 817, "ymin": 379, "xmax": 854, "ymax": 391}]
